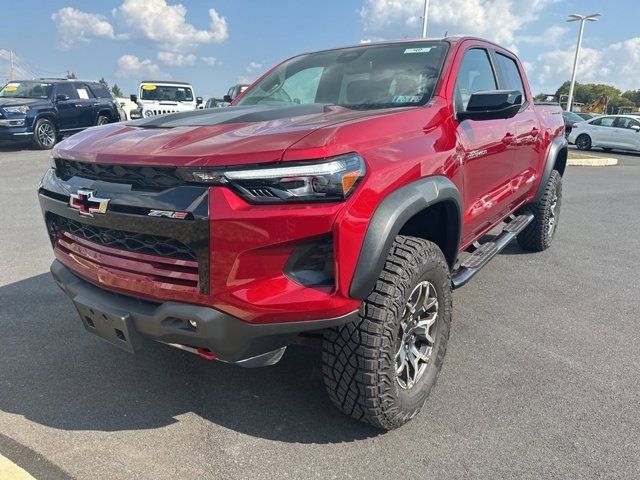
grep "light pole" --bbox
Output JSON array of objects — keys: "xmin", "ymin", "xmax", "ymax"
[
  {"xmin": 565, "ymin": 13, "xmax": 600, "ymax": 112},
  {"xmin": 421, "ymin": 0, "xmax": 430, "ymax": 38}
]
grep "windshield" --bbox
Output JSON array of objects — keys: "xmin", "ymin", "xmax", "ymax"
[
  {"xmin": 0, "ymin": 81, "xmax": 53, "ymax": 99},
  {"xmin": 140, "ymin": 85, "xmax": 194, "ymax": 102},
  {"xmin": 237, "ymin": 41, "xmax": 448, "ymax": 110},
  {"xmin": 563, "ymin": 111, "xmax": 584, "ymax": 123}
]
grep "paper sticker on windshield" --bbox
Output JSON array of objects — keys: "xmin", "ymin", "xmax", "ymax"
[
  {"xmin": 141, "ymin": 85, "xmax": 157, "ymax": 90},
  {"xmin": 404, "ymin": 47, "xmax": 432, "ymax": 54},
  {"xmin": 393, "ymin": 95, "xmax": 422, "ymax": 103}
]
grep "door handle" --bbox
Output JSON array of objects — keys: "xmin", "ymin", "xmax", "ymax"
[
  {"xmin": 74, "ymin": 104, "xmax": 83, "ymax": 108},
  {"xmin": 530, "ymin": 128, "xmax": 540, "ymax": 138},
  {"xmin": 502, "ymin": 133, "xmax": 514, "ymax": 144}
]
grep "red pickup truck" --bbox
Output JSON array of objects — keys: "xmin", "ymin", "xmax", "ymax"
[{"xmin": 39, "ymin": 36, "xmax": 566, "ymax": 429}]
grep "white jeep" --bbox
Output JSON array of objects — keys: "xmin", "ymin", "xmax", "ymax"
[{"xmin": 129, "ymin": 81, "xmax": 202, "ymax": 119}]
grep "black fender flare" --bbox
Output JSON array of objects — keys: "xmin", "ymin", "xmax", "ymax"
[
  {"xmin": 349, "ymin": 175, "xmax": 462, "ymax": 299},
  {"xmin": 534, "ymin": 135, "xmax": 567, "ymax": 203}
]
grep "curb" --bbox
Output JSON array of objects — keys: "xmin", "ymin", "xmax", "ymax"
[{"xmin": 567, "ymin": 155, "xmax": 618, "ymax": 167}]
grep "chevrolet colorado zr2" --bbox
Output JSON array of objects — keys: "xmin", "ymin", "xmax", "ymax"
[{"xmin": 38, "ymin": 37, "xmax": 566, "ymax": 430}]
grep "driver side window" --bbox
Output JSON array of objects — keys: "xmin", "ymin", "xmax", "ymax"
[{"xmin": 454, "ymin": 48, "xmax": 497, "ymax": 113}]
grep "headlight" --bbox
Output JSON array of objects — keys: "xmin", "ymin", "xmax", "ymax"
[
  {"xmin": 179, "ymin": 153, "xmax": 366, "ymax": 203},
  {"xmin": 4, "ymin": 105, "xmax": 29, "ymax": 115}
]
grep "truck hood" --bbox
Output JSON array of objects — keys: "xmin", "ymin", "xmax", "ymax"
[
  {"xmin": 53, "ymin": 104, "xmax": 396, "ymax": 167},
  {"xmin": 0, "ymin": 98, "xmax": 45, "ymax": 108}
]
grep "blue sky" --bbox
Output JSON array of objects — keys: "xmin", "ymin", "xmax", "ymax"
[{"xmin": 1, "ymin": 0, "xmax": 639, "ymax": 99}]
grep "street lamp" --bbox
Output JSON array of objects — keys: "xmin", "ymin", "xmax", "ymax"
[
  {"xmin": 565, "ymin": 13, "xmax": 601, "ymax": 112},
  {"xmin": 421, "ymin": 0, "xmax": 430, "ymax": 38}
]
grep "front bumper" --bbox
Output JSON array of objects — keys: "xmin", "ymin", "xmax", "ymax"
[
  {"xmin": 0, "ymin": 124, "xmax": 32, "ymax": 141},
  {"xmin": 52, "ymin": 260, "xmax": 358, "ymax": 366}
]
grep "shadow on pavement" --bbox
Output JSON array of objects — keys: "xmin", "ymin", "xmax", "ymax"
[{"xmin": 0, "ymin": 273, "xmax": 379, "ymax": 444}]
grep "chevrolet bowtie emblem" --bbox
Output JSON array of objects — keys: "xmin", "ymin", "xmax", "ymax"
[{"xmin": 69, "ymin": 189, "xmax": 110, "ymax": 217}]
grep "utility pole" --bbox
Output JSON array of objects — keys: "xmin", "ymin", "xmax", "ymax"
[
  {"xmin": 9, "ymin": 50, "xmax": 14, "ymax": 81},
  {"xmin": 565, "ymin": 13, "xmax": 600, "ymax": 112},
  {"xmin": 421, "ymin": 0, "xmax": 430, "ymax": 38}
]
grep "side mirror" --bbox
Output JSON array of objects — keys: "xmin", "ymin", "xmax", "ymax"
[
  {"xmin": 458, "ymin": 90, "xmax": 523, "ymax": 122},
  {"xmin": 223, "ymin": 94, "xmax": 233, "ymax": 103},
  {"xmin": 55, "ymin": 94, "xmax": 69, "ymax": 102},
  {"xmin": 631, "ymin": 125, "xmax": 640, "ymax": 132},
  {"xmin": 196, "ymin": 96, "xmax": 203, "ymax": 105},
  {"xmin": 130, "ymin": 94, "xmax": 138, "ymax": 103}
]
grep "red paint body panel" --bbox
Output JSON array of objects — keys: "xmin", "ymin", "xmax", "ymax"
[{"xmin": 49, "ymin": 37, "xmax": 564, "ymax": 325}]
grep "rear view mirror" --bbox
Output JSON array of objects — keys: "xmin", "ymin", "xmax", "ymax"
[
  {"xmin": 130, "ymin": 94, "xmax": 138, "ymax": 103},
  {"xmin": 631, "ymin": 125, "xmax": 640, "ymax": 132},
  {"xmin": 458, "ymin": 90, "xmax": 523, "ymax": 122},
  {"xmin": 196, "ymin": 96, "xmax": 203, "ymax": 105},
  {"xmin": 223, "ymin": 94, "xmax": 233, "ymax": 103}
]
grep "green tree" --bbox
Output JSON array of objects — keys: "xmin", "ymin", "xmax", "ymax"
[
  {"xmin": 98, "ymin": 77, "xmax": 109, "ymax": 89},
  {"xmin": 111, "ymin": 83, "xmax": 123, "ymax": 97},
  {"xmin": 65, "ymin": 70, "xmax": 76, "ymax": 79}
]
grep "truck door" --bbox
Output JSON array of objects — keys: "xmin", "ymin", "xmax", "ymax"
[
  {"xmin": 54, "ymin": 82, "xmax": 81, "ymax": 130},
  {"xmin": 453, "ymin": 48, "xmax": 515, "ymax": 242},
  {"xmin": 491, "ymin": 51, "xmax": 541, "ymax": 205}
]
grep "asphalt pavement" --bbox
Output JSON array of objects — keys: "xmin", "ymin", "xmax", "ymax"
[{"xmin": 1, "ymin": 145, "xmax": 639, "ymax": 479}]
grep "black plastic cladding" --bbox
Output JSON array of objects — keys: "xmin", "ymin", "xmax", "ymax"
[{"xmin": 38, "ymin": 168, "xmax": 211, "ymax": 294}]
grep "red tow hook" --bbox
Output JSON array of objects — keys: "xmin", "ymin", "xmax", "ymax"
[{"xmin": 196, "ymin": 348, "xmax": 217, "ymax": 361}]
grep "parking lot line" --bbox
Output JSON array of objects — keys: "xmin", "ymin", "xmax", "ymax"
[{"xmin": 0, "ymin": 453, "xmax": 37, "ymax": 480}]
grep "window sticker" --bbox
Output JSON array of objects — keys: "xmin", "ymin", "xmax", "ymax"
[
  {"xmin": 393, "ymin": 95, "xmax": 422, "ymax": 103},
  {"xmin": 404, "ymin": 47, "xmax": 432, "ymax": 54},
  {"xmin": 141, "ymin": 85, "xmax": 157, "ymax": 91},
  {"xmin": 77, "ymin": 88, "xmax": 89, "ymax": 99}
]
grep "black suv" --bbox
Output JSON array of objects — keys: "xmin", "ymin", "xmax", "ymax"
[{"xmin": 0, "ymin": 79, "xmax": 120, "ymax": 149}]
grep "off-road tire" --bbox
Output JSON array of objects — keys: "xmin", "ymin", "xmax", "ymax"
[
  {"xmin": 32, "ymin": 118, "xmax": 57, "ymax": 150},
  {"xmin": 322, "ymin": 236, "xmax": 452, "ymax": 430},
  {"xmin": 575, "ymin": 133, "xmax": 592, "ymax": 151},
  {"xmin": 517, "ymin": 170, "xmax": 562, "ymax": 252},
  {"xmin": 96, "ymin": 115, "xmax": 110, "ymax": 126}
]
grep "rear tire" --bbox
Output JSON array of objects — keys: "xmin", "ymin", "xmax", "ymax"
[
  {"xmin": 322, "ymin": 236, "xmax": 452, "ymax": 430},
  {"xmin": 96, "ymin": 115, "xmax": 110, "ymax": 126},
  {"xmin": 32, "ymin": 118, "xmax": 57, "ymax": 150},
  {"xmin": 575, "ymin": 134, "xmax": 592, "ymax": 151},
  {"xmin": 517, "ymin": 170, "xmax": 562, "ymax": 252}
]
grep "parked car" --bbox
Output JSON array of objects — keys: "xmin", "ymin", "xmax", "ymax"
[
  {"xmin": 223, "ymin": 84, "xmax": 250, "ymax": 103},
  {"xmin": 0, "ymin": 79, "xmax": 120, "ymax": 149},
  {"xmin": 576, "ymin": 112, "xmax": 601, "ymax": 121},
  {"xmin": 562, "ymin": 110, "xmax": 586, "ymax": 137},
  {"xmin": 204, "ymin": 97, "xmax": 224, "ymax": 108},
  {"xmin": 568, "ymin": 114, "xmax": 640, "ymax": 152},
  {"xmin": 129, "ymin": 80, "xmax": 202, "ymax": 119},
  {"xmin": 39, "ymin": 37, "xmax": 566, "ymax": 429}
]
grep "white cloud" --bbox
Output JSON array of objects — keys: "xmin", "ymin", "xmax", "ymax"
[
  {"xmin": 519, "ymin": 25, "xmax": 568, "ymax": 46},
  {"xmin": 246, "ymin": 61, "xmax": 264, "ymax": 73},
  {"xmin": 360, "ymin": 0, "xmax": 552, "ymax": 47},
  {"xmin": 115, "ymin": 0, "xmax": 228, "ymax": 52},
  {"xmin": 157, "ymin": 51, "xmax": 197, "ymax": 66},
  {"xmin": 116, "ymin": 54, "xmax": 170, "ymax": 79},
  {"xmin": 532, "ymin": 37, "xmax": 640, "ymax": 93},
  {"xmin": 200, "ymin": 56, "xmax": 218, "ymax": 66},
  {"xmin": 51, "ymin": 7, "xmax": 127, "ymax": 50}
]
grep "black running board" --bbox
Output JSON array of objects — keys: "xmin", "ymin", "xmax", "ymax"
[{"xmin": 451, "ymin": 213, "xmax": 534, "ymax": 289}]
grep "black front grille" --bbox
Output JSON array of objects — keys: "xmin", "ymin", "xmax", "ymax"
[
  {"xmin": 46, "ymin": 214, "xmax": 197, "ymax": 262},
  {"xmin": 55, "ymin": 159, "xmax": 185, "ymax": 189}
]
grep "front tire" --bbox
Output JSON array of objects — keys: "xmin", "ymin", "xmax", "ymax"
[
  {"xmin": 322, "ymin": 236, "xmax": 452, "ymax": 430},
  {"xmin": 32, "ymin": 118, "xmax": 57, "ymax": 150},
  {"xmin": 517, "ymin": 170, "xmax": 562, "ymax": 252},
  {"xmin": 96, "ymin": 115, "xmax": 110, "ymax": 126},
  {"xmin": 575, "ymin": 134, "xmax": 592, "ymax": 151}
]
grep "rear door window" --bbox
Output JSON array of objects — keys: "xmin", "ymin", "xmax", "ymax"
[
  {"xmin": 89, "ymin": 83, "xmax": 113, "ymax": 99},
  {"xmin": 591, "ymin": 116, "xmax": 615, "ymax": 127}
]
